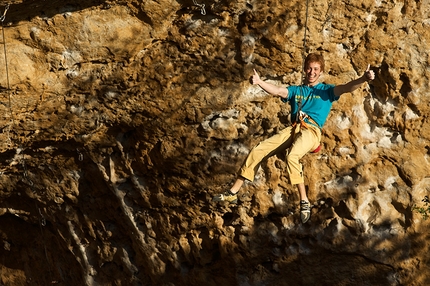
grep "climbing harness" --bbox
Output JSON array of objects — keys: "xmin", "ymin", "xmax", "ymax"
[
  {"xmin": 292, "ymin": 110, "xmax": 322, "ymax": 153},
  {"xmin": 292, "ymin": 110, "xmax": 318, "ymax": 130},
  {"xmin": 193, "ymin": 0, "xmax": 206, "ymax": 15}
]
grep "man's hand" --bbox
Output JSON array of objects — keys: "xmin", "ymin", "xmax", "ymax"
[
  {"xmin": 251, "ymin": 69, "xmax": 261, "ymax": 85},
  {"xmin": 364, "ymin": 64, "xmax": 375, "ymax": 81}
]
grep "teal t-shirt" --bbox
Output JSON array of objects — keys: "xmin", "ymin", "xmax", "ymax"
[{"xmin": 282, "ymin": 83, "xmax": 338, "ymax": 128}]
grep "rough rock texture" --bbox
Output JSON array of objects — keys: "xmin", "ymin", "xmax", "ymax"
[{"xmin": 0, "ymin": 0, "xmax": 429, "ymax": 285}]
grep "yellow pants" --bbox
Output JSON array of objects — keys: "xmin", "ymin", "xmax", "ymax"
[{"xmin": 238, "ymin": 124, "xmax": 321, "ymax": 185}]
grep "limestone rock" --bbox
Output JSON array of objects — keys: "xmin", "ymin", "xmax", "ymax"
[{"xmin": 0, "ymin": 0, "xmax": 429, "ymax": 285}]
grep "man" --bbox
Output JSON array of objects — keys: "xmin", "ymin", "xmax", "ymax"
[{"xmin": 213, "ymin": 53, "xmax": 375, "ymax": 223}]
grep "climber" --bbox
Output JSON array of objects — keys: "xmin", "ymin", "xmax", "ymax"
[{"xmin": 213, "ymin": 53, "xmax": 375, "ymax": 224}]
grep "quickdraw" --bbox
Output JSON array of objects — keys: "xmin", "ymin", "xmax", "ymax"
[
  {"xmin": 0, "ymin": 4, "xmax": 9, "ymax": 22},
  {"xmin": 193, "ymin": 0, "xmax": 206, "ymax": 15}
]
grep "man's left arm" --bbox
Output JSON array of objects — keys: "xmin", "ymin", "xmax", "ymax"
[{"xmin": 333, "ymin": 64, "xmax": 375, "ymax": 97}]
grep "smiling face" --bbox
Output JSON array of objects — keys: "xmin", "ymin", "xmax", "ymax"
[
  {"xmin": 304, "ymin": 61, "xmax": 323, "ymax": 86},
  {"xmin": 303, "ymin": 53, "xmax": 325, "ymax": 87}
]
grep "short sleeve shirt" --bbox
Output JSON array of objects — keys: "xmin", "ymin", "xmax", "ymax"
[{"xmin": 282, "ymin": 83, "xmax": 339, "ymax": 128}]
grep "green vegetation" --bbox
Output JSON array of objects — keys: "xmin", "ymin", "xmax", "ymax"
[{"xmin": 413, "ymin": 196, "xmax": 430, "ymax": 220}]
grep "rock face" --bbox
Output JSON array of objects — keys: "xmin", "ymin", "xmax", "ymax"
[{"xmin": 0, "ymin": 0, "xmax": 429, "ymax": 285}]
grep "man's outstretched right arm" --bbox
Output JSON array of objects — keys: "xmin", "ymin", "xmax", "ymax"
[
  {"xmin": 251, "ymin": 69, "xmax": 289, "ymax": 99},
  {"xmin": 333, "ymin": 64, "xmax": 375, "ymax": 97}
]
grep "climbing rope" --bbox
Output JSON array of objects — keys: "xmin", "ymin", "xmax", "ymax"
[
  {"xmin": 300, "ymin": 0, "xmax": 311, "ymax": 85},
  {"xmin": 296, "ymin": 0, "xmax": 311, "ymax": 123},
  {"xmin": 1, "ymin": 4, "xmax": 57, "ymax": 283},
  {"xmin": 294, "ymin": 0, "xmax": 322, "ymax": 154},
  {"xmin": 1, "ymin": 3, "xmax": 13, "ymax": 148},
  {"xmin": 1, "ymin": 4, "xmax": 10, "ymax": 92},
  {"xmin": 1, "ymin": 4, "xmax": 11, "ymax": 108}
]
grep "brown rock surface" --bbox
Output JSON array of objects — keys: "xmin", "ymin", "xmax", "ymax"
[{"xmin": 0, "ymin": 0, "xmax": 429, "ymax": 285}]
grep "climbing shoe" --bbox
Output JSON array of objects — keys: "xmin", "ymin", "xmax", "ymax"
[
  {"xmin": 212, "ymin": 190, "xmax": 238, "ymax": 204},
  {"xmin": 300, "ymin": 200, "xmax": 311, "ymax": 223}
]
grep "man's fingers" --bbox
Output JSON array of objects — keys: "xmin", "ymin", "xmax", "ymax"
[
  {"xmin": 365, "ymin": 64, "xmax": 375, "ymax": 81},
  {"xmin": 250, "ymin": 69, "xmax": 259, "ymax": 84}
]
